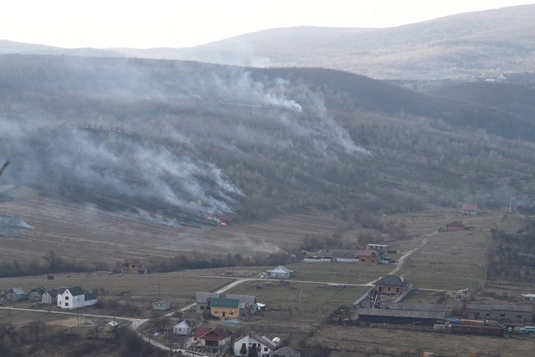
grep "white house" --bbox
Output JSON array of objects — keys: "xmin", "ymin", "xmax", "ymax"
[
  {"xmin": 173, "ymin": 319, "xmax": 193, "ymax": 335},
  {"xmin": 523, "ymin": 294, "xmax": 535, "ymax": 302},
  {"xmin": 57, "ymin": 286, "xmax": 97, "ymax": 309},
  {"xmin": 267, "ymin": 266, "xmax": 294, "ymax": 279},
  {"xmin": 42, "ymin": 288, "xmax": 59, "ymax": 304},
  {"xmin": 233, "ymin": 332, "xmax": 277, "ymax": 357}
]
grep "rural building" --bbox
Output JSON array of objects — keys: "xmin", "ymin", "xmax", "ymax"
[
  {"xmin": 173, "ymin": 319, "xmax": 193, "ymax": 335},
  {"xmin": 6, "ymin": 287, "xmax": 28, "ymax": 302},
  {"xmin": 152, "ymin": 301, "xmax": 171, "ymax": 311},
  {"xmin": 446, "ymin": 221, "xmax": 464, "ymax": 231},
  {"xmin": 121, "ymin": 259, "xmax": 148, "ymax": 274},
  {"xmin": 28, "ymin": 287, "xmax": 47, "ymax": 302},
  {"xmin": 374, "ymin": 275, "xmax": 409, "ymax": 296},
  {"xmin": 190, "ymin": 327, "xmax": 231, "ymax": 351},
  {"xmin": 211, "ymin": 298, "xmax": 240, "ymax": 318},
  {"xmin": 303, "ymin": 256, "xmax": 333, "ymax": 263},
  {"xmin": 358, "ymin": 250, "xmax": 380, "ymax": 264},
  {"xmin": 196, "ymin": 292, "xmax": 220, "ymax": 314},
  {"xmin": 42, "ymin": 288, "xmax": 59, "ymax": 304},
  {"xmin": 105, "ymin": 321, "xmax": 119, "ymax": 331},
  {"xmin": 332, "ymin": 251, "xmax": 358, "ymax": 262},
  {"xmin": 226, "ymin": 294, "xmax": 257, "ymax": 314},
  {"xmin": 57, "ymin": 286, "xmax": 97, "ymax": 309},
  {"xmin": 274, "ymin": 347, "xmax": 301, "ymax": 357},
  {"xmin": 233, "ymin": 332, "xmax": 277, "ymax": 357},
  {"xmin": 522, "ymin": 294, "xmax": 535, "ymax": 302},
  {"xmin": 467, "ymin": 303, "xmax": 533, "ymax": 322},
  {"xmin": 462, "ymin": 203, "xmax": 478, "ymax": 216},
  {"xmin": 358, "ymin": 302, "xmax": 445, "ymax": 326},
  {"xmin": 366, "ymin": 244, "xmax": 389, "ymax": 254},
  {"xmin": 267, "ymin": 266, "xmax": 294, "ymax": 279}
]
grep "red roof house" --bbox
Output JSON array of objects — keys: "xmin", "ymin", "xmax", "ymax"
[
  {"xmin": 462, "ymin": 204, "xmax": 478, "ymax": 216},
  {"xmin": 191, "ymin": 327, "xmax": 231, "ymax": 349},
  {"xmin": 358, "ymin": 249, "xmax": 380, "ymax": 265},
  {"xmin": 121, "ymin": 259, "xmax": 148, "ymax": 275}
]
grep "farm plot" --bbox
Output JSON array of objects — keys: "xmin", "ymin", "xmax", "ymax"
[{"xmin": 224, "ymin": 281, "xmax": 369, "ymax": 319}]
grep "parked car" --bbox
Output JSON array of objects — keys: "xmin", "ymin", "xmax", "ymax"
[{"xmin": 521, "ymin": 326, "xmax": 535, "ymax": 333}]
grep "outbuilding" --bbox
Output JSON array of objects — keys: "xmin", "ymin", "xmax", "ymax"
[
  {"xmin": 6, "ymin": 287, "xmax": 28, "ymax": 302},
  {"xmin": 173, "ymin": 319, "xmax": 193, "ymax": 335},
  {"xmin": 267, "ymin": 266, "xmax": 294, "ymax": 279}
]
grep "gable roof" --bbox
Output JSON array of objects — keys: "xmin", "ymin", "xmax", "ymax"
[
  {"xmin": 268, "ymin": 266, "xmax": 292, "ymax": 273},
  {"xmin": 211, "ymin": 298, "xmax": 240, "ymax": 308},
  {"xmin": 225, "ymin": 294, "xmax": 257, "ymax": 304},
  {"xmin": 85, "ymin": 291, "xmax": 97, "ymax": 300},
  {"xmin": 30, "ymin": 287, "xmax": 47, "ymax": 295},
  {"xmin": 9, "ymin": 287, "xmax": 26, "ymax": 295},
  {"xmin": 174, "ymin": 319, "xmax": 193, "ymax": 329},
  {"xmin": 374, "ymin": 275, "xmax": 408, "ymax": 286},
  {"xmin": 196, "ymin": 292, "xmax": 221, "ymax": 303},
  {"xmin": 358, "ymin": 249, "xmax": 379, "ymax": 257},
  {"xmin": 191, "ymin": 327, "xmax": 230, "ymax": 340},
  {"xmin": 59, "ymin": 286, "xmax": 85, "ymax": 297},
  {"xmin": 235, "ymin": 332, "xmax": 277, "ymax": 350},
  {"xmin": 44, "ymin": 288, "xmax": 59, "ymax": 297},
  {"xmin": 462, "ymin": 203, "xmax": 478, "ymax": 211}
]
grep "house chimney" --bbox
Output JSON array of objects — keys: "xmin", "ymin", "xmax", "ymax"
[{"xmin": 400, "ymin": 276, "xmax": 404, "ymax": 282}]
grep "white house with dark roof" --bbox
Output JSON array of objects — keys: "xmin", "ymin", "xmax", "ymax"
[
  {"xmin": 173, "ymin": 319, "xmax": 193, "ymax": 335},
  {"xmin": 42, "ymin": 288, "xmax": 59, "ymax": 304},
  {"xmin": 57, "ymin": 286, "xmax": 97, "ymax": 309},
  {"xmin": 234, "ymin": 332, "xmax": 277, "ymax": 357}
]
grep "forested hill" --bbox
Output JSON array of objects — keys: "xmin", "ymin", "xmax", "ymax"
[{"xmin": 1, "ymin": 54, "xmax": 534, "ymax": 227}]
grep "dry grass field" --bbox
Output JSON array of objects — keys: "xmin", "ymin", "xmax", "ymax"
[{"xmin": 0, "ymin": 185, "xmax": 342, "ymax": 265}]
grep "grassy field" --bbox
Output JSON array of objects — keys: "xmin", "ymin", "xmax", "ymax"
[{"xmin": 0, "ymin": 273, "xmax": 228, "ymax": 300}]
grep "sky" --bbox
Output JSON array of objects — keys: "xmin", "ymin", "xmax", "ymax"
[{"xmin": 1, "ymin": 1, "xmax": 534, "ymax": 49}]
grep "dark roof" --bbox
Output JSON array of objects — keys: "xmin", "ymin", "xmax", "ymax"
[
  {"xmin": 85, "ymin": 291, "xmax": 97, "ymax": 300},
  {"xmin": 196, "ymin": 292, "xmax": 221, "ymax": 303},
  {"xmin": 467, "ymin": 303, "xmax": 533, "ymax": 313},
  {"xmin": 177, "ymin": 319, "xmax": 193, "ymax": 328},
  {"xmin": 374, "ymin": 275, "xmax": 408, "ymax": 287},
  {"xmin": 30, "ymin": 287, "xmax": 47, "ymax": 295},
  {"xmin": 332, "ymin": 252, "xmax": 356, "ymax": 258},
  {"xmin": 191, "ymin": 327, "xmax": 230, "ymax": 340},
  {"xmin": 211, "ymin": 298, "xmax": 240, "ymax": 308},
  {"xmin": 235, "ymin": 332, "xmax": 276, "ymax": 350},
  {"xmin": 225, "ymin": 294, "xmax": 256, "ymax": 304},
  {"xmin": 274, "ymin": 347, "xmax": 301, "ymax": 357},
  {"xmin": 446, "ymin": 221, "xmax": 464, "ymax": 227},
  {"xmin": 45, "ymin": 288, "xmax": 59, "ymax": 297},
  {"xmin": 57, "ymin": 286, "xmax": 85, "ymax": 296}
]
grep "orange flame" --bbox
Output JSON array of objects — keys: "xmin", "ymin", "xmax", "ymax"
[{"xmin": 221, "ymin": 222, "xmax": 227, "ymax": 226}]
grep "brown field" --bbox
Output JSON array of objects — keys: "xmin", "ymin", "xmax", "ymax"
[{"xmin": 0, "ymin": 185, "xmax": 342, "ymax": 265}]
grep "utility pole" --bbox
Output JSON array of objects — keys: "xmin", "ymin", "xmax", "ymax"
[{"xmin": 158, "ymin": 278, "xmax": 161, "ymax": 299}]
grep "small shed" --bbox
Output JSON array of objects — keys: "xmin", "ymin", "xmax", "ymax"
[
  {"xmin": 6, "ymin": 287, "xmax": 28, "ymax": 302},
  {"xmin": 42, "ymin": 288, "xmax": 59, "ymax": 304},
  {"xmin": 446, "ymin": 221, "xmax": 464, "ymax": 231},
  {"xmin": 152, "ymin": 301, "xmax": 171, "ymax": 311},
  {"xmin": 105, "ymin": 321, "xmax": 119, "ymax": 331},
  {"xmin": 29, "ymin": 287, "xmax": 47, "ymax": 302},
  {"xmin": 173, "ymin": 319, "xmax": 193, "ymax": 335}
]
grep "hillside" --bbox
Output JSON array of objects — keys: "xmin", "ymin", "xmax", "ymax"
[
  {"xmin": 117, "ymin": 4, "xmax": 535, "ymax": 80},
  {"xmin": 1, "ymin": 54, "xmax": 535, "ymax": 233}
]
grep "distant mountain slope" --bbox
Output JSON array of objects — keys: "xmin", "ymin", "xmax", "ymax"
[
  {"xmin": 120, "ymin": 4, "xmax": 535, "ymax": 80},
  {"xmin": 0, "ymin": 39, "xmax": 125, "ymax": 57}
]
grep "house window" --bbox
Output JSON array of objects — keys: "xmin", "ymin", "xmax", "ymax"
[
  {"xmin": 65, "ymin": 296, "xmax": 69, "ymax": 300},
  {"xmin": 194, "ymin": 337, "xmax": 198, "ymax": 341},
  {"xmin": 396, "ymin": 288, "xmax": 400, "ymax": 292},
  {"xmin": 372, "ymin": 260, "xmax": 375, "ymax": 263},
  {"xmin": 229, "ymin": 312, "xmax": 233, "ymax": 316},
  {"xmin": 500, "ymin": 314, "xmax": 505, "ymax": 317},
  {"xmin": 264, "ymin": 348, "xmax": 268, "ymax": 351},
  {"xmin": 361, "ymin": 259, "xmax": 364, "ymax": 262},
  {"xmin": 65, "ymin": 303, "xmax": 69, "ymax": 307},
  {"xmin": 200, "ymin": 306, "xmax": 204, "ymax": 310},
  {"xmin": 388, "ymin": 287, "xmax": 391, "ymax": 291},
  {"xmin": 215, "ymin": 311, "xmax": 219, "ymax": 315},
  {"xmin": 379, "ymin": 287, "xmax": 383, "ymax": 291}
]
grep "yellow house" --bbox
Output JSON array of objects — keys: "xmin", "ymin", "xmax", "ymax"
[{"xmin": 211, "ymin": 298, "xmax": 240, "ymax": 318}]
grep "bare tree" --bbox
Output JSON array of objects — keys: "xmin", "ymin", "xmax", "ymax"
[{"xmin": 42, "ymin": 249, "xmax": 63, "ymax": 273}]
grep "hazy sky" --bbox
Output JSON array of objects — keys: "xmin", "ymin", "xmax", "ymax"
[{"xmin": 1, "ymin": 1, "xmax": 533, "ymax": 49}]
